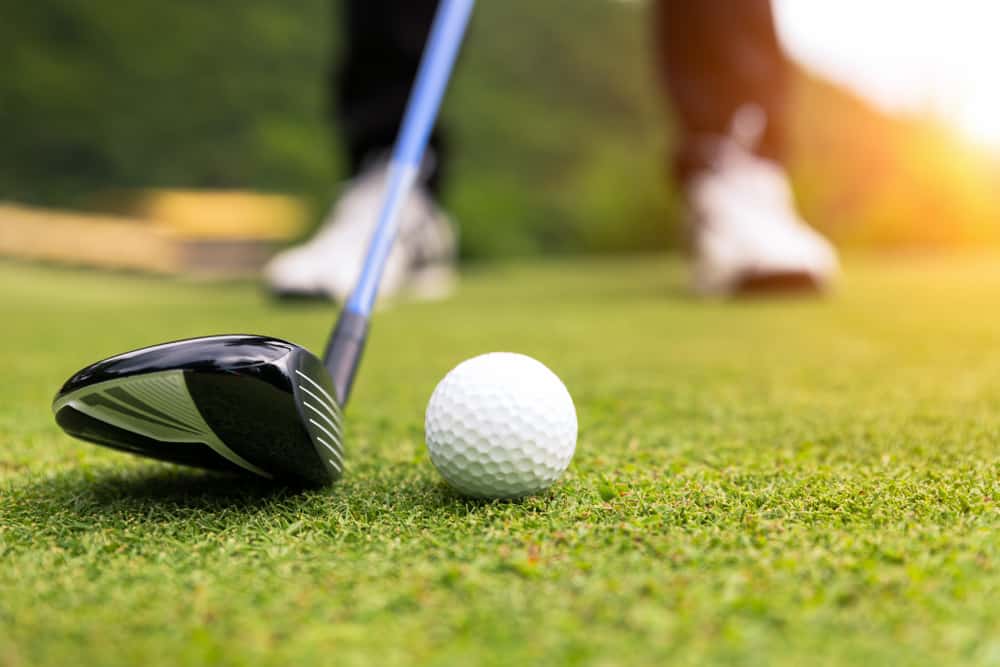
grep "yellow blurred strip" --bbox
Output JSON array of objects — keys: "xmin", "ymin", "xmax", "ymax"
[
  {"xmin": 140, "ymin": 190, "xmax": 306, "ymax": 240},
  {"xmin": 0, "ymin": 203, "xmax": 177, "ymax": 273}
]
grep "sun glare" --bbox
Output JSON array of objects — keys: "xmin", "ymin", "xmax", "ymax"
[{"xmin": 774, "ymin": 0, "xmax": 1000, "ymax": 149}]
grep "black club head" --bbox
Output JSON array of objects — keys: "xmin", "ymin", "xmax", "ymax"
[{"xmin": 52, "ymin": 335, "xmax": 343, "ymax": 486}]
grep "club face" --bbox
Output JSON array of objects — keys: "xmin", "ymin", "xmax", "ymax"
[{"xmin": 52, "ymin": 335, "xmax": 343, "ymax": 486}]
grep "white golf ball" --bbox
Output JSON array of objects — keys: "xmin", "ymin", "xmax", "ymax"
[{"xmin": 425, "ymin": 352, "xmax": 577, "ymax": 499}]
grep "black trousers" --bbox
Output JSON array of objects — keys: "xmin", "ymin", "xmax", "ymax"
[{"xmin": 334, "ymin": 0, "xmax": 788, "ymax": 193}]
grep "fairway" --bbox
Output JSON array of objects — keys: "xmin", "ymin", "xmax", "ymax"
[{"xmin": 1, "ymin": 255, "xmax": 998, "ymax": 666}]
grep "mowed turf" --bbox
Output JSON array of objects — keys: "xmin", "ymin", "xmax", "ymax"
[{"xmin": 1, "ymin": 255, "xmax": 998, "ymax": 667}]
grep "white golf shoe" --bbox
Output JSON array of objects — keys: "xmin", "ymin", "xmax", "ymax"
[
  {"xmin": 265, "ymin": 161, "xmax": 457, "ymax": 302},
  {"xmin": 688, "ymin": 138, "xmax": 838, "ymax": 296}
]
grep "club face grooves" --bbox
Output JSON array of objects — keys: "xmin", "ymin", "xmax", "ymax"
[{"xmin": 53, "ymin": 335, "xmax": 343, "ymax": 486}]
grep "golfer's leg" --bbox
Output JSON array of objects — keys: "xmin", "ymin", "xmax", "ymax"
[
  {"xmin": 653, "ymin": 0, "xmax": 789, "ymax": 182},
  {"xmin": 652, "ymin": 0, "xmax": 837, "ymax": 295},
  {"xmin": 264, "ymin": 0, "xmax": 458, "ymax": 301},
  {"xmin": 335, "ymin": 0, "xmax": 448, "ymax": 194}
]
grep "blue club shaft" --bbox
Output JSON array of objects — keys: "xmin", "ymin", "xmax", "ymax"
[
  {"xmin": 323, "ymin": 0, "xmax": 474, "ymax": 405},
  {"xmin": 346, "ymin": 0, "xmax": 474, "ymax": 316}
]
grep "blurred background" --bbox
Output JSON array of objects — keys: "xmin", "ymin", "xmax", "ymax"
[{"xmin": 3, "ymin": 0, "xmax": 1000, "ymax": 270}]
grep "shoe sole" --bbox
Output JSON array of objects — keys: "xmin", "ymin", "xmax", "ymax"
[
  {"xmin": 266, "ymin": 263, "xmax": 456, "ymax": 304},
  {"xmin": 733, "ymin": 270, "xmax": 824, "ymax": 296},
  {"xmin": 266, "ymin": 287, "xmax": 333, "ymax": 302}
]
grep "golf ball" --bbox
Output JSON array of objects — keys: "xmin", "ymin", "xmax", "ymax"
[{"xmin": 425, "ymin": 352, "xmax": 577, "ymax": 499}]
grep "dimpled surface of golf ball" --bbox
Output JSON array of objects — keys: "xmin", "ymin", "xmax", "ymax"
[{"xmin": 425, "ymin": 352, "xmax": 577, "ymax": 499}]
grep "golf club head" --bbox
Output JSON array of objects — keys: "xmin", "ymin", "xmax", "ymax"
[{"xmin": 52, "ymin": 335, "xmax": 343, "ymax": 486}]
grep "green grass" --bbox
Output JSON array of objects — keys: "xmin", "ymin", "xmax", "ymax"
[{"xmin": 1, "ymin": 255, "xmax": 998, "ymax": 666}]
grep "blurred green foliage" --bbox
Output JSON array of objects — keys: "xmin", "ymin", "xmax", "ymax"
[
  {"xmin": 0, "ymin": 0, "xmax": 338, "ymax": 201},
  {"xmin": 3, "ymin": 0, "xmax": 1000, "ymax": 257}
]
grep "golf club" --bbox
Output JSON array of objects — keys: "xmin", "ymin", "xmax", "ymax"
[{"xmin": 51, "ymin": 0, "xmax": 475, "ymax": 486}]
